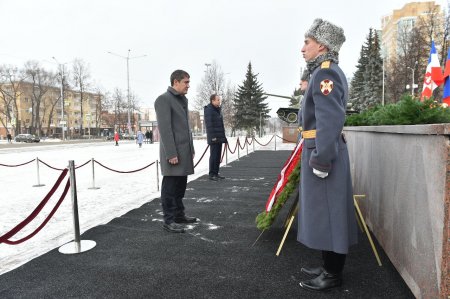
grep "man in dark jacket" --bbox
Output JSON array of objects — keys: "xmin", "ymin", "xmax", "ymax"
[
  {"xmin": 297, "ymin": 19, "xmax": 357, "ymax": 292},
  {"xmin": 204, "ymin": 94, "xmax": 227, "ymax": 181},
  {"xmin": 154, "ymin": 70, "xmax": 197, "ymax": 233}
]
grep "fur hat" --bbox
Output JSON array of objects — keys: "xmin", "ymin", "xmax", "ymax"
[{"xmin": 305, "ymin": 18, "xmax": 345, "ymax": 53}]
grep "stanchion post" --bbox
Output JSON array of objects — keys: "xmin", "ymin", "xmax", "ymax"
[
  {"xmin": 156, "ymin": 160, "xmax": 160, "ymax": 191},
  {"xmin": 237, "ymin": 137, "xmax": 240, "ymax": 161},
  {"xmin": 253, "ymin": 136, "xmax": 255, "ymax": 152},
  {"xmin": 274, "ymin": 134, "xmax": 277, "ymax": 151},
  {"xmin": 246, "ymin": 138, "xmax": 248, "ymax": 156},
  {"xmin": 59, "ymin": 160, "xmax": 96, "ymax": 254},
  {"xmin": 225, "ymin": 144, "xmax": 228, "ymax": 165},
  {"xmin": 88, "ymin": 158, "xmax": 100, "ymax": 190},
  {"xmin": 33, "ymin": 157, "xmax": 45, "ymax": 187}
]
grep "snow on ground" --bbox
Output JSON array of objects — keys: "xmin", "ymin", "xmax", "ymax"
[{"xmin": 0, "ymin": 136, "xmax": 294, "ymax": 275}]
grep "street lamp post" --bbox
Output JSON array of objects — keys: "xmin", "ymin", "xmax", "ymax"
[
  {"xmin": 407, "ymin": 61, "xmax": 418, "ymax": 97},
  {"xmin": 107, "ymin": 50, "xmax": 146, "ymax": 136},
  {"xmin": 52, "ymin": 57, "xmax": 67, "ymax": 141},
  {"xmin": 259, "ymin": 112, "xmax": 264, "ymax": 138}
]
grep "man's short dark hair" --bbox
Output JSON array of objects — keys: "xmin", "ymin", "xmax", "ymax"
[
  {"xmin": 210, "ymin": 93, "xmax": 218, "ymax": 103},
  {"xmin": 170, "ymin": 70, "xmax": 190, "ymax": 86}
]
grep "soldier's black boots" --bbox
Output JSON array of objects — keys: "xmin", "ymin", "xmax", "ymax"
[{"xmin": 299, "ymin": 270, "xmax": 342, "ymax": 291}]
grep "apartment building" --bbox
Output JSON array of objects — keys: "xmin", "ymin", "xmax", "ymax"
[
  {"xmin": 0, "ymin": 81, "xmax": 103, "ymax": 139},
  {"xmin": 381, "ymin": 1, "xmax": 443, "ymax": 64}
]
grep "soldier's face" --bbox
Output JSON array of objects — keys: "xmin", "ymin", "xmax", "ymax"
[
  {"xmin": 301, "ymin": 38, "xmax": 323, "ymax": 62},
  {"xmin": 173, "ymin": 77, "xmax": 190, "ymax": 95}
]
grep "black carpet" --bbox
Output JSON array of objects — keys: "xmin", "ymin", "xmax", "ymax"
[{"xmin": 0, "ymin": 151, "xmax": 414, "ymax": 298}]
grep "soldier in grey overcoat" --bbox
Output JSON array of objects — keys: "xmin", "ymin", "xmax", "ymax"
[
  {"xmin": 297, "ymin": 19, "xmax": 357, "ymax": 292},
  {"xmin": 154, "ymin": 70, "xmax": 197, "ymax": 233}
]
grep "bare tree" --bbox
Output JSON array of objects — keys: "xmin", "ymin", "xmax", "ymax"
[
  {"xmin": 385, "ymin": 3, "xmax": 446, "ymax": 101},
  {"xmin": 92, "ymin": 86, "xmax": 107, "ymax": 136},
  {"xmin": 24, "ymin": 61, "xmax": 55, "ymax": 136},
  {"xmin": 0, "ymin": 65, "xmax": 28, "ymax": 135},
  {"xmin": 194, "ymin": 60, "xmax": 226, "ymax": 111},
  {"xmin": 112, "ymin": 88, "xmax": 127, "ymax": 132},
  {"xmin": 221, "ymin": 82, "xmax": 236, "ymax": 134},
  {"xmin": 72, "ymin": 58, "xmax": 91, "ymax": 135}
]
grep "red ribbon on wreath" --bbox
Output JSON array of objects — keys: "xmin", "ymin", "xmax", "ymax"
[{"xmin": 265, "ymin": 139, "xmax": 303, "ymax": 212}]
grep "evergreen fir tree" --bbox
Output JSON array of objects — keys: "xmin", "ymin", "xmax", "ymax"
[
  {"xmin": 234, "ymin": 62, "xmax": 269, "ymax": 136},
  {"xmin": 365, "ymin": 29, "xmax": 383, "ymax": 108},
  {"xmin": 349, "ymin": 44, "xmax": 369, "ymax": 111},
  {"xmin": 290, "ymin": 87, "xmax": 302, "ymax": 108}
]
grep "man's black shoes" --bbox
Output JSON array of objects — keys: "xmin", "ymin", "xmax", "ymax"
[
  {"xmin": 174, "ymin": 216, "xmax": 197, "ymax": 224},
  {"xmin": 163, "ymin": 222, "xmax": 185, "ymax": 233},
  {"xmin": 209, "ymin": 174, "xmax": 225, "ymax": 181},
  {"xmin": 299, "ymin": 270, "xmax": 342, "ymax": 292},
  {"xmin": 301, "ymin": 266, "xmax": 323, "ymax": 277}
]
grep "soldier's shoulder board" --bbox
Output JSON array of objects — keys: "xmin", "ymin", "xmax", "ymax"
[{"xmin": 321, "ymin": 61, "xmax": 330, "ymax": 69}]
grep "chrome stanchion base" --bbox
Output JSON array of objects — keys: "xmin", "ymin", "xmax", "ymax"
[
  {"xmin": 33, "ymin": 184, "xmax": 45, "ymax": 187},
  {"xmin": 59, "ymin": 240, "xmax": 96, "ymax": 254},
  {"xmin": 88, "ymin": 187, "xmax": 100, "ymax": 190}
]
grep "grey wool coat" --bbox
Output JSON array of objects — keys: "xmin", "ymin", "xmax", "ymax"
[
  {"xmin": 154, "ymin": 87, "xmax": 195, "ymax": 176},
  {"xmin": 297, "ymin": 60, "xmax": 357, "ymax": 254}
]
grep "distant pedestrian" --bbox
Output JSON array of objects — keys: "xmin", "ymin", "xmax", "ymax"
[
  {"xmin": 149, "ymin": 130, "xmax": 153, "ymax": 143},
  {"xmin": 204, "ymin": 94, "xmax": 227, "ymax": 181},
  {"xmin": 6, "ymin": 133, "xmax": 12, "ymax": 143},
  {"xmin": 136, "ymin": 130, "xmax": 144, "ymax": 148},
  {"xmin": 114, "ymin": 131, "xmax": 119, "ymax": 146},
  {"xmin": 145, "ymin": 130, "xmax": 151, "ymax": 143}
]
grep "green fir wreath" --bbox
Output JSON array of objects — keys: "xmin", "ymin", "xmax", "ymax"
[{"xmin": 255, "ymin": 161, "xmax": 301, "ymax": 231}]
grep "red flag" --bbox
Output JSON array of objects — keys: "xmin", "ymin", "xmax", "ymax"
[
  {"xmin": 265, "ymin": 139, "xmax": 302, "ymax": 212},
  {"xmin": 421, "ymin": 41, "xmax": 444, "ymax": 100}
]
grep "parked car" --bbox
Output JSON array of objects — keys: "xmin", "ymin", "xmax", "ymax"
[
  {"xmin": 122, "ymin": 133, "xmax": 135, "ymax": 140},
  {"xmin": 14, "ymin": 134, "xmax": 40, "ymax": 143}
]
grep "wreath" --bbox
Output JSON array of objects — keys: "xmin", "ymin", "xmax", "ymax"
[{"xmin": 255, "ymin": 160, "xmax": 301, "ymax": 231}]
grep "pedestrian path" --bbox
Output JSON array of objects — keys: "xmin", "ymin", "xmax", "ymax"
[{"xmin": 0, "ymin": 151, "xmax": 413, "ymax": 298}]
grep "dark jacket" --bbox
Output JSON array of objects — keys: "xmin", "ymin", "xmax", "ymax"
[
  {"xmin": 154, "ymin": 87, "xmax": 195, "ymax": 176},
  {"xmin": 297, "ymin": 60, "xmax": 357, "ymax": 254},
  {"xmin": 204, "ymin": 103, "xmax": 227, "ymax": 145}
]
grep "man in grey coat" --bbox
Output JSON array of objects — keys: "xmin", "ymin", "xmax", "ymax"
[
  {"xmin": 154, "ymin": 70, "xmax": 197, "ymax": 233},
  {"xmin": 297, "ymin": 19, "xmax": 357, "ymax": 291}
]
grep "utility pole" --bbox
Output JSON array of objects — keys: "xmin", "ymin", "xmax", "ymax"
[{"xmin": 107, "ymin": 50, "xmax": 147, "ymax": 135}]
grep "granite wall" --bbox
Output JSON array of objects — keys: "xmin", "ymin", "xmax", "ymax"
[{"xmin": 345, "ymin": 124, "xmax": 450, "ymax": 299}]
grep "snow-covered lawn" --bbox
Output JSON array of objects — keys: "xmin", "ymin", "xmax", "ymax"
[{"xmin": 0, "ymin": 136, "xmax": 294, "ymax": 275}]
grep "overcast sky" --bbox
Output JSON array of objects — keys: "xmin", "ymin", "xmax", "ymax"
[{"xmin": 0, "ymin": 0, "xmax": 448, "ymax": 115}]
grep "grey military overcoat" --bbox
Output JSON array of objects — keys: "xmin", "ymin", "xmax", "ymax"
[
  {"xmin": 154, "ymin": 87, "xmax": 195, "ymax": 176},
  {"xmin": 297, "ymin": 61, "xmax": 357, "ymax": 254}
]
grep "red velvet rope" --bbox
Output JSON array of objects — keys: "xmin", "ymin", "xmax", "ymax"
[
  {"xmin": 38, "ymin": 159, "xmax": 65, "ymax": 171},
  {"xmin": 276, "ymin": 134, "xmax": 294, "ymax": 142},
  {"xmin": 75, "ymin": 160, "xmax": 91, "ymax": 169},
  {"xmin": 227, "ymin": 140, "xmax": 239, "ymax": 154},
  {"xmin": 0, "ymin": 169, "xmax": 69, "ymax": 244},
  {"xmin": 246, "ymin": 137, "xmax": 254, "ymax": 145},
  {"xmin": 0, "ymin": 158, "xmax": 36, "ymax": 167},
  {"xmin": 94, "ymin": 160, "xmax": 155, "ymax": 173},
  {"xmin": 2, "ymin": 178, "xmax": 71, "ymax": 245},
  {"xmin": 254, "ymin": 135, "xmax": 275, "ymax": 146},
  {"xmin": 38, "ymin": 159, "xmax": 91, "ymax": 171},
  {"xmin": 194, "ymin": 145, "xmax": 210, "ymax": 168},
  {"xmin": 238, "ymin": 138, "xmax": 246, "ymax": 150}
]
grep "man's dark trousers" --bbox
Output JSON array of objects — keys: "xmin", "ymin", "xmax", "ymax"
[
  {"xmin": 161, "ymin": 176, "xmax": 187, "ymax": 224},
  {"xmin": 209, "ymin": 143, "xmax": 222, "ymax": 176}
]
